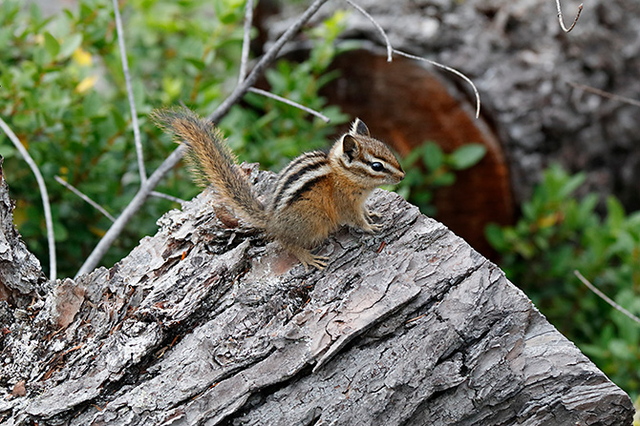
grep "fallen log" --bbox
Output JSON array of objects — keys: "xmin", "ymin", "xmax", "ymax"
[{"xmin": 0, "ymin": 163, "xmax": 633, "ymax": 425}]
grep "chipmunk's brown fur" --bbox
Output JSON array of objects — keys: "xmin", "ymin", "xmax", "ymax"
[{"xmin": 152, "ymin": 106, "xmax": 404, "ymax": 270}]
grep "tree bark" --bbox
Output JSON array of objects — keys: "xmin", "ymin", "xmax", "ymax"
[
  {"xmin": 0, "ymin": 163, "xmax": 633, "ymax": 425},
  {"xmin": 0, "ymin": 157, "xmax": 47, "ymax": 307}
]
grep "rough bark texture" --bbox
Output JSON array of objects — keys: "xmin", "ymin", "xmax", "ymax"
[
  {"xmin": 0, "ymin": 156, "xmax": 47, "ymax": 307},
  {"xmin": 269, "ymin": 0, "xmax": 640, "ymax": 209},
  {"xmin": 0, "ymin": 164, "xmax": 633, "ymax": 425}
]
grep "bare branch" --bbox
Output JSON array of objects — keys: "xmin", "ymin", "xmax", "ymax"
[
  {"xmin": 343, "ymin": 0, "xmax": 392, "ymax": 62},
  {"xmin": 55, "ymin": 176, "xmax": 116, "ymax": 222},
  {"xmin": 393, "ymin": 49, "xmax": 481, "ymax": 119},
  {"xmin": 568, "ymin": 81, "xmax": 640, "ymax": 108},
  {"xmin": 238, "ymin": 0, "xmax": 255, "ymax": 84},
  {"xmin": 0, "ymin": 117, "xmax": 56, "ymax": 281},
  {"xmin": 249, "ymin": 87, "xmax": 331, "ymax": 122},
  {"xmin": 112, "ymin": 0, "xmax": 146, "ymax": 183},
  {"xmin": 151, "ymin": 191, "xmax": 185, "ymax": 204},
  {"xmin": 574, "ymin": 270, "xmax": 640, "ymax": 326},
  {"xmin": 556, "ymin": 0, "xmax": 583, "ymax": 33}
]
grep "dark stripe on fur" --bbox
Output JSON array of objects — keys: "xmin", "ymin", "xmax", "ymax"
[
  {"xmin": 284, "ymin": 174, "xmax": 329, "ymax": 208},
  {"xmin": 274, "ymin": 155, "xmax": 328, "ymax": 208}
]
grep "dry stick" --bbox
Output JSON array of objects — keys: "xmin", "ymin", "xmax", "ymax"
[
  {"xmin": 555, "ymin": 0, "xmax": 583, "ymax": 33},
  {"xmin": 574, "ymin": 270, "xmax": 640, "ymax": 326},
  {"xmin": 343, "ymin": 0, "xmax": 392, "ymax": 62},
  {"xmin": 238, "ymin": 0, "xmax": 254, "ymax": 84},
  {"xmin": 568, "ymin": 81, "xmax": 640, "ymax": 108},
  {"xmin": 54, "ymin": 176, "xmax": 116, "ymax": 222},
  {"xmin": 0, "ymin": 118, "xmax": 56, "ymax": 281},
  {"xmin": 394, "ymin": 49, "xmax": 481, "ymax": 119},
  {"xmin": 249, "ymin": 87, "xmax": 331, "ymax": 123},
  {"xmin": 151, "ymin": 191, "xmax": 185, "ymax": 204},
  {"xmin": 76, "ymin": 0, "xmax": 331, "ymax": 278},
  {"xmin": 113, "ymin": 0, "xmax": 146, "ymax": 183}
]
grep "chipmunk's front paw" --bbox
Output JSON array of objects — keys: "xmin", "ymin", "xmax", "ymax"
[{"xmin": 361, "ymin": 209, "xmax": 383, "ymax": 233}]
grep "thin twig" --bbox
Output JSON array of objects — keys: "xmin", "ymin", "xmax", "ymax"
[
  {"xmin": 343, "ymin": 0, "xmax": 392, "ymax": 62},
  {"xmin": 393, "ymin": 49, "xmax": 481, "ymax": 119},
  {"xmin": 0, "ymin": 117, "xmax": 56, "ymax": 281},
  {"xmin": 77, "ymin": 0, "xmax": 331, "ymax": 277},
  {"xmin": 249, "ymin": 87, "xmax": 331, "ymax": 122},
  {"xmin": 555, "ymin": 0, "xmax": 583, "ymax": 33},
  {"xmin": 574, "ymin": 270, "xmax": 640, "ymax": 326},
  {"xmin": 238, "ymin": 0, "xmax": 255, "ymax": 84},
  {"xmin": 112, "ymin": 0, "xmax": 146, "ymax": 183},
  {"xmin": 568, "ymin": 81, "xmax": 640, "ymax": 108},
  {"xmin": 55, "ymin": 176, "xmax": 116, "ymax": 222},
  {"xmin": 151, "ymin": 191, "xmax": 185, "ymax": 204}
]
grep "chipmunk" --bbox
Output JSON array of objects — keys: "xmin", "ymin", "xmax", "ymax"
[{"xmin": 152, "ymin": 106, "xmax": 405, "ymax": 270}]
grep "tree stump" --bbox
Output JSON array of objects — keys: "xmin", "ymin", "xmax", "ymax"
[{"xmin": 0, "ymin": 162, "xmax": 633, "ymax": 425}]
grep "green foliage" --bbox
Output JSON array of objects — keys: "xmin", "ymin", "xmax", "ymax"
[
  {"xmin": 396, "ymin": 141, "xmax": 486, "ymax": 215},
  {"xmin": 486, "ymin": 165, "xmax": 640, "ymax": 396},
  {"xmin": 1, "ymin": 0, "xmax": 347, "ymax": 277}
]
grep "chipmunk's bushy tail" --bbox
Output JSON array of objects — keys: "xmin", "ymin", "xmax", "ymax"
[{"xmin": 152, "ymin": 106, "xmax": 267, "ymax": 228}]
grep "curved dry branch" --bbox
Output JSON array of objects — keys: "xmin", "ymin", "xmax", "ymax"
[
  {"xmin": 344, "ymin": 0, "xmax": 393, "ymax": 62},
  {"xmin": 393, "ymin": 49, "xmax": 481, "ymax": 119},
  {"xmin": 0, "ymin": 117, "xmax": 56, "ymax": 281},
  {"xmin": 249, "ymin": 87, "xmax": 331, "ymax": 122},
  {"xmin": 574, "ymin": 270, "xmax": 640, "ymax": 326},
  {"xmin": 555, "ymin": 0, "xmax": 583, "ymax": 33}
]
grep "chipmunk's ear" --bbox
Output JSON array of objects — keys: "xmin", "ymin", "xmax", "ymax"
[
  {"xmin": 341, "ymin": 134, "xmax": 360, "ymax": 162},
  {"xmin": 350, "ymin": 118, "xmax": 370, "ymax": 137}
]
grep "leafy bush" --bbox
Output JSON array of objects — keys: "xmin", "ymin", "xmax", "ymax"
[
  {"xmin": 486, "ymin": 165, "xmax": 640, "ymax": 396},
  {"xmin": 0, "ymin": 0, "xmax": 347, "ymax": 278}
]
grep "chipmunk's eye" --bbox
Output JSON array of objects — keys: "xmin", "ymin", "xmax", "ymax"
[{"xmin": 370, "ymin": 162, "xmax": 385, "ymax": 172}]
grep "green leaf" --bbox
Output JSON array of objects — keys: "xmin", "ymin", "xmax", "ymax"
[
  {"xmin": 58, "ymin": 33, "xmax": 83, "ymax": 60},
  {"xmin": 557, "ymin": 172, "xmax": 586, "ymax": 199},
  {"xmin": 448, "ymin": 143, "xmax": 486, "ymax": 170},
  {"xmin": 44, "ymin": 32, "xmax": 60, "ymax": 58},
  {"xmin": 213, "ymin": 0, "xmax": 246, "ymax": 24},
  {"xmin": 606, "ymin": 196, "xmax": 625, "ymax": 231},
  {"xmin": 422, "ymin": 142, "xmax": 443, "ymax": 171}
]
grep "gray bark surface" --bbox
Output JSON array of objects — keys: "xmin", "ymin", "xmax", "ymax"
[
  {"xmin": 0, "ymin": 156, "xmax": 47, "ymax": 306},
  {"xmin": 0, "ymin": 164, "xmax": 633, "ymax": 425}
]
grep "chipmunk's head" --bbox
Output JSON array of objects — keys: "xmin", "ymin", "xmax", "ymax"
[{"xmin": 330, "ymin": 118, "xmax": 405, "ymax": 188}]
